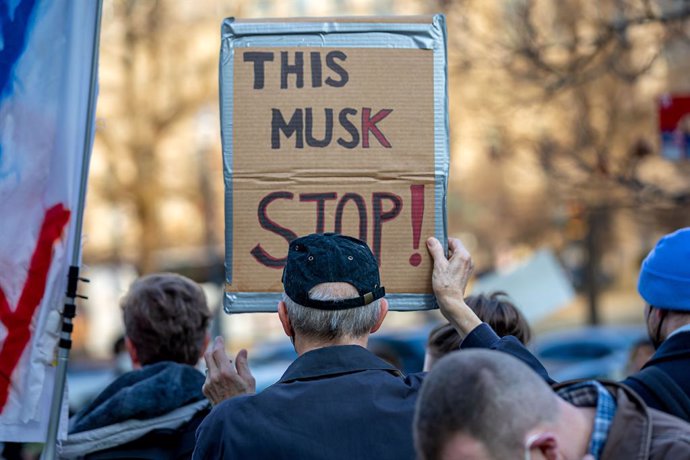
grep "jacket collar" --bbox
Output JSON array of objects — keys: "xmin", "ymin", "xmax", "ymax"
[
  {"xmin": 70, "ymin": 361, "xmax": 205, "ymax": 434},
  {"xmin": 599, "ymin": 383, "xmax": 652, "ymax": 460},
  {"xmin": 553, "ymin": 381, "xmax": 652, "ymax": 459},
  {"xmin": 667, "ymin": 323, "xmax": 690, "ymax": 339},
  {"xmin": 646, "ymin": 329, "xmax": 690, "ymax": 367},
  {"xmin": 278, "ymin": 345, "xmax": 401, "ymax": 384}
]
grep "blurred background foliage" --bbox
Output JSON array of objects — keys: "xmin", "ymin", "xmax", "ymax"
[{"xmin": 76, "ymin": 0, "xmax": 690, "ymax": 358}]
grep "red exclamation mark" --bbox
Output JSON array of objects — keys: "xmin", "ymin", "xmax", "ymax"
[{"xmin": 409, "ymin": 184, "xmax": 424, "ymax": 267}]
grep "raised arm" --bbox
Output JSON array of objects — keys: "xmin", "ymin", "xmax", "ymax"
[{"xmin": 426, "ymin": 237, "xmax": 556, "ymax": 384}]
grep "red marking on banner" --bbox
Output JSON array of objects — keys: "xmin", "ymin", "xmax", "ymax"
[
  {"xmin": 0, "ymin": 204, "xmax": 70, "ymax": 413},
  {"xmin": 409, "ymin": 184, "xmax": 424, "ymax": 267}
]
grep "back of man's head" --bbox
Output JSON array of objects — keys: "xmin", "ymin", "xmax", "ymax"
[
  {"xmin": 122, "ymin": 273, "xmax": 211, "ymax": 366},
  {"xmin": 414, "ymin": 349, "xmax": 557, "ymax": 460},
  {"xmin": 283, "ymin": 283, "xmax": 381, "ymax": 340},
  {"xmin": 281, "ymin": 233, "xmax": 386, "ymax": 341},
  {"xmin": 638, "ymin": 227, "xmax": 690, "ymax": 312}
]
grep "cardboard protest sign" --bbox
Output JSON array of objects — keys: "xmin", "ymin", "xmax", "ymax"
[
  {"xmin": 0, "ymin": 0, "xmax": 99, "ymax": 441},
  {"xmin": 220, "ymin": 16, "xmax": 449, "ymax": 312}
]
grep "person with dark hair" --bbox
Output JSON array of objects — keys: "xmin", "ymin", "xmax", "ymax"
[
  {"xmin": 414, "ymin": 349, "xmax": 690, "ymax": 460},
  {"xmin": 424, "ymin": 291, "xmax": 531, "ymax": 370},
  {"xmin": 426, "ymin": 228, "xmax": 690, "ymax": 422},
  {"xmin": 61, "ymin": 273, "xmax": 212, "ymax": 459}
]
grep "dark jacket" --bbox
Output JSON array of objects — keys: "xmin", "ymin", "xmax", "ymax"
[
  {"xmin": 61, "ymin": 362, "xmax": 210, "ymax": 460},
  {"xmin": 192, "ymin": 345, "xmax": 426, "ymax": 460},
  {"xmin": 554, "ymin": 381, "xmax": 690, "ymax": 460},
  {"xmin": 623, "ymin": 330, "xmax": 690, "ymax": 413},
  {"xmin": 462, "ymin": 324, "xmax": 690, "ymax": 417}
]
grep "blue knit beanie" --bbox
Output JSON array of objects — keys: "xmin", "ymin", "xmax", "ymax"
[{"xmin": 637, "ymin": 228, "xmax": 690, "ymax": 311}]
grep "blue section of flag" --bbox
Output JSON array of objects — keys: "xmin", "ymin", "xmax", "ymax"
[
  {"xmin": 0, "ymin": 0, "xmax": 37, "ymax": 98},
  {"xmin": 0, "ymin": 0, "xmax": 37, "ymax": 169}
]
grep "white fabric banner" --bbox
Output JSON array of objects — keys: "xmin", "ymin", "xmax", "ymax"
[{"xmin": 0, "ymin": 0, "xmax": 99, "ymax": 442}]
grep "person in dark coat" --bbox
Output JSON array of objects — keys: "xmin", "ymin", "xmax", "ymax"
[
  {"xmin": 626, "ymin": 227, "xmax": 690, "ymax": 413},
  {"xmin": 195, "ymin": 234, "xmax": 413, "ymax": 460},
  {"xmin": 61, "ymin": 273, "xmax": 212, "ymax": 459},
  {"xmin": 193, "ymin": 233, "xmax": 474, "ymax": 460},
  {"xmin": 426, "ymin": 228, "xmax": 690, "ymax": 421}
]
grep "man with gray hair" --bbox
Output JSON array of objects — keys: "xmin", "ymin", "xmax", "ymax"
[
  {"xmin": 193, "ymin": 233, "xmax": 473, "ymax": 460},
  {"xmin": 415, "ymin": 349, "xmax": 690, "ymax": 460}
]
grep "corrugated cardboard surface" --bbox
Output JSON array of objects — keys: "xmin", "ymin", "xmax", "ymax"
[{"xmin": 221, "ymin": 17, "xmax": 448, "ymax": 310}]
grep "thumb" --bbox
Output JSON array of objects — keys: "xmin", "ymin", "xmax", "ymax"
[
  {"xmin": 426, "ymin": 237, "xmax": 446, "ymax": 265},
  {"xmin": 235, "ymin": 349, "xmax": 253, "ymax": 380}
]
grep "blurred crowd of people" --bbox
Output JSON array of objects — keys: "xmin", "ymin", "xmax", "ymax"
[{"xmin": 5, "ymin": 228, "xmax": 690, "ymax": 460}]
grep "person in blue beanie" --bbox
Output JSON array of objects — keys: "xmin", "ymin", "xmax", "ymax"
[
  {"xmin": 425, "ymin": 228, "xmax": 690, "ymax": 421},
  {"xmin": 626, "ymin": 227, "xmax": 690, "ymax": 416}
]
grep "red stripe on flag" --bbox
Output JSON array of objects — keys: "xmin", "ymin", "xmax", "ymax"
[{"xmin": 0, "ymin": 204, "xmax": 71, "ymax": 413}]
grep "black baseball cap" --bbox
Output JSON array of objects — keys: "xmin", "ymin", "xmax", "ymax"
[{"xmin": 282, "ymin": 233, "xmax": 386, "ymax": 310}]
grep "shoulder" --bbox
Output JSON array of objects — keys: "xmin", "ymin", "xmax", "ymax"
[
  {"xmin": 648, "ymin": 408, "xmax": 690, "ymax": 459},
  {"xmin": 193, "ymin": 392, "xmax": 283, "ymax": 460},
  {"xmin": 196, "ymin": 392, "xmax": 271, "ymax": 435}
]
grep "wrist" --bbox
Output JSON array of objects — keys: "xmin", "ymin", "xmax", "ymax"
[{"xmin": 439, "ymin": 297, "xmax": 481, "ymax": 335}]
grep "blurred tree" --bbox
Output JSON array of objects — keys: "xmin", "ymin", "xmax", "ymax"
[
  {"xmin": 440, "ymin": 0, "xmax": 690, "ymax": 322},
  {"xmin": 92, "ymin": 0, "xmax": 244, "ymax": 273}
]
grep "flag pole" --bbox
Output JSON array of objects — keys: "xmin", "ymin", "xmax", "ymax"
[{"xmin": 42, "ymin": 0, "xmax": 103, "ymax": 458}]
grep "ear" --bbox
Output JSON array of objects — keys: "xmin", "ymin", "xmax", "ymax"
[
  {"xmin": 527, "ymin": 432, "xmax": 559, "ymax": 460},
  {"xmin": 199, "ymin": 332, "xmax": 210, "ymax": 359},
  {"xmin": 369, "ymin": 298, "xmax": 389, "ymax": 334},
  {"xmin": 125, "ymin": 336, "xmax": 141, "ymax": 368},
  {"xmin": 278, "ymin": 301, "xmax": 294, "ymax": 338}
]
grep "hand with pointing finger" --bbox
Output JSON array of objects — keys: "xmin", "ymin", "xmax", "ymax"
[
  {"xmin": 203, "ymin": 336, "xmax": 256, "ymax": 405},
  {"xmin": 426, "ymin": 237, "xmax": 482, "ymax": 336}
]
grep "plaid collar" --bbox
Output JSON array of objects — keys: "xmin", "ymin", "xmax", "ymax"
[{"xmin": 557, "ymin": 381, "xmax": 617, "ymax": 460}]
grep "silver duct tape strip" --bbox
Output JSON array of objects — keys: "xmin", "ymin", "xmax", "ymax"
[
  {"xmin": 221, "ymin": 15, "xmax": 449, "ymax": 313},
  {"xmin": 433, "ymin": 15, "xmax": 449, "ymax": 250},
  {"xmin": 220, "ymin": 45, "xmax": 235, "ymax": 286},
  {"xmin": 225, "ymin": 292, "xmax": 437, "ymax": 313},
  {"xmin": 221, "ymin": 16, "xmax": 445, "ymax": 50}
]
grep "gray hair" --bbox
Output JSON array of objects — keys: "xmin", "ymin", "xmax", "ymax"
[
  {"xmin": 282, "ymin": 282, "xmax": 381, "ymax": 341},
  {"xmin": 414, "ymin": 349, "xmax": 558, "ymax": 460}
]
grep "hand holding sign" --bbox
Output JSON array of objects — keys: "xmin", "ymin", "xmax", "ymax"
[{"xmin": 426, "ymin": 237, "xmax": 482, "ymax": 336}]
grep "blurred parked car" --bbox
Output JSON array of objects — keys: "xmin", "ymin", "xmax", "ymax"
[
  {"xmin": 531, "ymin": 325, "xmax": 647, "ymax": 381},
  {"xmin": 66, "ymin": 324, "xmax": 646, "ymax": 406}
]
